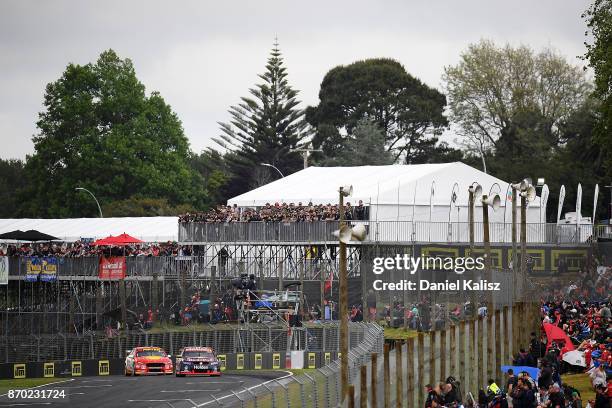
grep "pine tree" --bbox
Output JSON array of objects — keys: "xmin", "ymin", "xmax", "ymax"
[{"xmin": 215, "ymin": 41, "xmax": 307, "ymax": 196}]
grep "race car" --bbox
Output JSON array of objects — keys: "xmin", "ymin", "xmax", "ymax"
[
  {"xmin": 175, "ymin": 346, "xmax": 222, "ymax": 376},
  {"xmin": 124, "ymin": 346, "xmax": 173, "ymax": 376}
]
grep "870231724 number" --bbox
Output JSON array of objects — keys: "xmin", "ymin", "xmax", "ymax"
[{"xmin": 7, "ymin": 389, "xmax": 66, "ymax": 399}]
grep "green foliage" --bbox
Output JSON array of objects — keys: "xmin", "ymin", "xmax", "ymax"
[
  {"xmin": 20, "ymin": 49, "xmax": 206, "ymax": 217},
  {"xmin": 443, "ymin": 40, "xmax": 591, "ymax": 162},
  {"xmin": 0, "ymin": 159, "xmax": 26, "ymax": 218},
  {"xmin": 323, "ymin": 119, "xmax": 394, "ymax": 166},
  {"xmin": 215, "ymin": 42, "xmax": 306, "ymax": 197},
  {"xmin": 102, "ymin": 197, "xmax": 195, "ymax": 217},
  {"xmin": 190, "ymin": 149, "xmax": 231, "ymax": 206},
  {"xmin": 307, "ymin": 58, "xmax": 450, "ymax": 164},
  {"xmin": 583, "ymin": 0, "xmax": 612, "ymax": 180}
]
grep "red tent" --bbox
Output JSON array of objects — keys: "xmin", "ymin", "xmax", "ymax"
[
  {"xmin": 93, "ymin": 233, "xmax": 144, "ymax": 246},
  {"xmin": 543, "ymin": 323, "xmax": 575, "ymax": 352}
]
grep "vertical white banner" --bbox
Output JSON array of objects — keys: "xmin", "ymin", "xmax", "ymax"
[
  {"xmin": 540, "ymin": 184, "xmax": 549, "ymax": 223},
  {"xmin": 576, "ymin": 183, "xmax": 583, "ymax": 224},
  {"xmin": 593, "ymin": 183, "xmax": 599, "ymax": 223},
  {"xmin": 557, "ymin": 185, "xmax": 565, "ymax": 223},
  {"xmin": 0, "ymin": 256, "xmax": 8, "ymax": 285}
]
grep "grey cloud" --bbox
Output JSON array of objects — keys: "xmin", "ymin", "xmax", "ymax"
[{"xmin": 0, "ymin": 0, "xmax": 592, "ymax": 159}]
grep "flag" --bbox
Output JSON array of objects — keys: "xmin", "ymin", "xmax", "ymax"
[
  {"xmin": 324, "ymin": 270, "xmax": 333, "ymax": 293},
  {"xmin": 540, "ymin": 184, "xmax": 549, "ymax": 223},
  {"xmin": 557, "ymin": 185, "xmax": 565, "ymax": 223},
  {"xmin": 576, "ymin": 183, "xmax": 582, "ymax": 224},
  {"xmin": 593, "ymin": 184, "xmax": 599, "ymax": 223}
]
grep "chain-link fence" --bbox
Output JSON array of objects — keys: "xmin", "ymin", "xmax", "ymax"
[
  {"xmin": 214, "ymin": 322, "xmax": 384, "ymax": 408},
  {"xmin": 0, "ymin": 322, "xmax": 362, "ymax": 364}
]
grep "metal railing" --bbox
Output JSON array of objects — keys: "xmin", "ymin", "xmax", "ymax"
[
  {"xmin": 223, "ymin": 322, "xmax": 384, "ymax": 408},
  {"xmin": 179, "ymin": 221, "xmax": 599, "ymax": 244},
  {"xmin": 0, "ymin": 322, "xmax": 369, "ymax": 364}
]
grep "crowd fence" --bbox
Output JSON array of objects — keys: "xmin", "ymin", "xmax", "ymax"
[{"xmin": 232, "ymin": 302, "xmax": 539, "ymax": 408}]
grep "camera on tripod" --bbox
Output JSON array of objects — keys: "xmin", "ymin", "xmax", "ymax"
[{"xmin": 231, "ymin": 273, "xmax": 257, "ymax": 300}]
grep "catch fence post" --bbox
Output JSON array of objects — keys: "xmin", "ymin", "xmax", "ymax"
[
  {"xmin": 360, "ymin": 365, "xmax": 367, "ymax": 408},
  {"xmin": 407, "ymin": 337, "xmax": 415, "ymax": 408},
  {"xmin": 384, "ymin": 343, "xmax": 390, "ymax": 408},
  {"xmin": 371, "ymin": 353, "xmax": 378, "ymax": 408},
  {"xmin": 396, "ymin": 341, "xmax": 403, "ymax": 408},
  {"xmin": 348, "ymin": 385, "xmax": 355, "ymax": 408},
  {"xmin": 417, "ymin": 333, "xmax": 425, "ymax": 408}
]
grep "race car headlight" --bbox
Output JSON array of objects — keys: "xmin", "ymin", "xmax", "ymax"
[{"xmin": 136, "ymin": 363, "xmax": 146, "ymax": 369}]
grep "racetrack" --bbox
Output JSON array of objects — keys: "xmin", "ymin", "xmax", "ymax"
[{"xmin": 0, "ymin": 371, "xmax": 290, "ymax": 408}]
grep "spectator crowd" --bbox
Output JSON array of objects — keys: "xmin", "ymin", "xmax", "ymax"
[
  {"xmin": 179, "ymin": 201, "xmax": 368, "ymax": 223},
  {"xmin": 0, "ymin": 240, "xmax": 186, "ymax": 257}
]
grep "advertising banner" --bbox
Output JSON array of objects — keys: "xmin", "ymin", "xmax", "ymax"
[
  {"xmin": 99, "ymin": 257, "xmax": 126, "ymax": 280},
  {"xmin": 0, "ymin": 256, "xmax": 8, "ymax": 285},
  {"xmin": 40, "ymin": 257, "xmax": 58, "ymax": 282},
  {"xmin": 25, "ymin": 257, "xmax": 42, "ymax": 282}
]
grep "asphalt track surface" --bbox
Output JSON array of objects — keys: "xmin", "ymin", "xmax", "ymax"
[{"xmin": 0, "ymin": 371, "xmax": 290, "ymax": 408}]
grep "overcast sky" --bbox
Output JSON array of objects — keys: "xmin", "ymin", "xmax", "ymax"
[{"xmin": 0, "ymin": 0, "xmax": 592, "ymax": 160}]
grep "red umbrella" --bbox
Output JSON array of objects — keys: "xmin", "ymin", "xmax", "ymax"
[
  {"xmin": 93, "ymin": 233, "xmax": 144, "ymax": 246},
  {"xmin": 111, "ymin": 233, "xmax": 144, "ymax": 245},
  {"xmin": 93, "ymin": 235, "xmax": 116, "ymax": 246},
  {"xmin": 543, "ymin": 323, "xmax": 575, "ymax": 352}
]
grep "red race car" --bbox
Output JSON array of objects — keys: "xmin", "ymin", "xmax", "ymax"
[
  {"xmin": 175, "ymin": 347, "xmax": 222, "ymax": 377},
  {"xmin": 124, "ymin": 347, "xmax": 173, "ymax": 376}
]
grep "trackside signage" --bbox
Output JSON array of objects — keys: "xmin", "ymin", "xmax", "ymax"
[
  {"xmin": 0, "ymin": 256, "xmax": 7, "ymax": 285},
  {"xmin": 98, "ymin": 256, "xmax": 126, "ymax": 279}
]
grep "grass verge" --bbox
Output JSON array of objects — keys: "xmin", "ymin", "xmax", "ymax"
[
  {"xmin": 562, "ymin": 373, "xmax": 595, "ymax": 402},
  {"xmin": 0, "ymin": 378, "xmax": 67, "ymax": 395}
]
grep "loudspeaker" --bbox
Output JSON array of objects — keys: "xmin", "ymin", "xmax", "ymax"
[
  {"xmin": 339, "ymin": 185, "xmax": 353, "ymax": 197},
  {"xmin": 351, "ymin": 224, "xmax": 367, "ymax": 241},
  {"xmin": 482, "ymin": 194, "xmax": 501, "ymax": 211},
  {"xmin": 332, "ymin": 225, "xmax": 353, "ymax": 244},
  {"xmin": 520, "ymin": 185, "xmax": 536, "ymax": 202},
  {"xmin": 469, "ymin": 183, "xmax": 482, "ymax": 199}
]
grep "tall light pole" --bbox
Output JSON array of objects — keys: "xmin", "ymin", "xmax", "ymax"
[
  {"xmin": 468, "ymin": 182, "xmax": 482, "ymax": 249},
  {"xmin": 448, "ymin": 182, "xmax": 459, "ymax": 242},
  {"xmin": 260, "ymin": 163, "xmax": 285, "ymax": 178},
  {"xmin": 75, "ymin": 187, "xmax": 103, "ymax": 218},
  {"xmin": 338, "ymin": 184, "xmax": 352, "ymax": 403},
  {"xmin": 481, "ymin": 193, "xmax": 500, "ymax": 309},
  {"xmin": 290, "ymin": 147, "xmax": 322, "ymax": 169}
]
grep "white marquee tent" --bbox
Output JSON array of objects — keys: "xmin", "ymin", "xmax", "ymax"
[
  {"xmin": 228, "ymin": 162, "xmax": 542, "ymax": 224},
  {"xmin": 0, "ymin": 217, "xmax": 178, "ymax": 242}
]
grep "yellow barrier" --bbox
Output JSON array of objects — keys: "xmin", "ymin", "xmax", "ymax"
[
  {"xmin": 272, "ymin": 353, "xmax": 281, "ymax": 369},
  {"xmin": 308, "ymin": 353, "xmax": 316, "ymax": 369},
  {"xmin": 98, "ymin": 360, "xmax": 110, "ymax": 376},
  {"xmin": 254, "ymin": 354, "xmax": 262, "ymax": 370},
  {"xmin": 43, "ymin": 363, "xmax": 54, "ymax": 378},
  {"xmin": 71, "ymin": 361, "xmax": 82, "ymax": 376},
  {"xmin": 324, "ymin": 352, "xmax": 331, "ymax": 366},
  {"xmin": 13, "ymin": 364, "xmax": 26, "ymax": 379},
  {"xmin": 217, "ymin": 355, "xmax": 226, "ymax": 371},
  {"xmin": 236, "ymin": 354, "xmax": 244, "ymax": 370}
]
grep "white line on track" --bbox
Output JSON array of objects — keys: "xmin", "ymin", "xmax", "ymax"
[
  {"xmin": 0, "ymin": 379, "xmax": 75, "ymax": 398},
  {"xmin": 61, "ymin": 385, "xmax": 112, "ymax": 389},
  {"xmin": 196, "ymin": 371, "xmax": 293, "ymax": 407},
  {"xmin": 160, "ymin": 389, "xmax": 221, "ymax": 393},
  {"xmin": 185, "ymin": 381, "xmax": 243, "ymax": 385}
]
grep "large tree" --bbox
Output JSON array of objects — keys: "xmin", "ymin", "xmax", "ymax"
[
  {"xmin": 322, "ymin": 119, "xmax": 394, "ymax": 166},
  {"xmin": 583, "ymin": 0, "xmax": 612, "ymax": 181},
  {"xmin": 306, "ymin": 58, "xmax": 452, "ymax": 164},
  {"xmin": 21, "ymin": 50, "xmax": 206, "ymax": 217},
  {"xmin": 215, "ymin": 42, "xmax": 306, "ymax": 196},
  {"xmin": 443, "ymin": 40, "xmax": 591, "ymax": 171}
]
